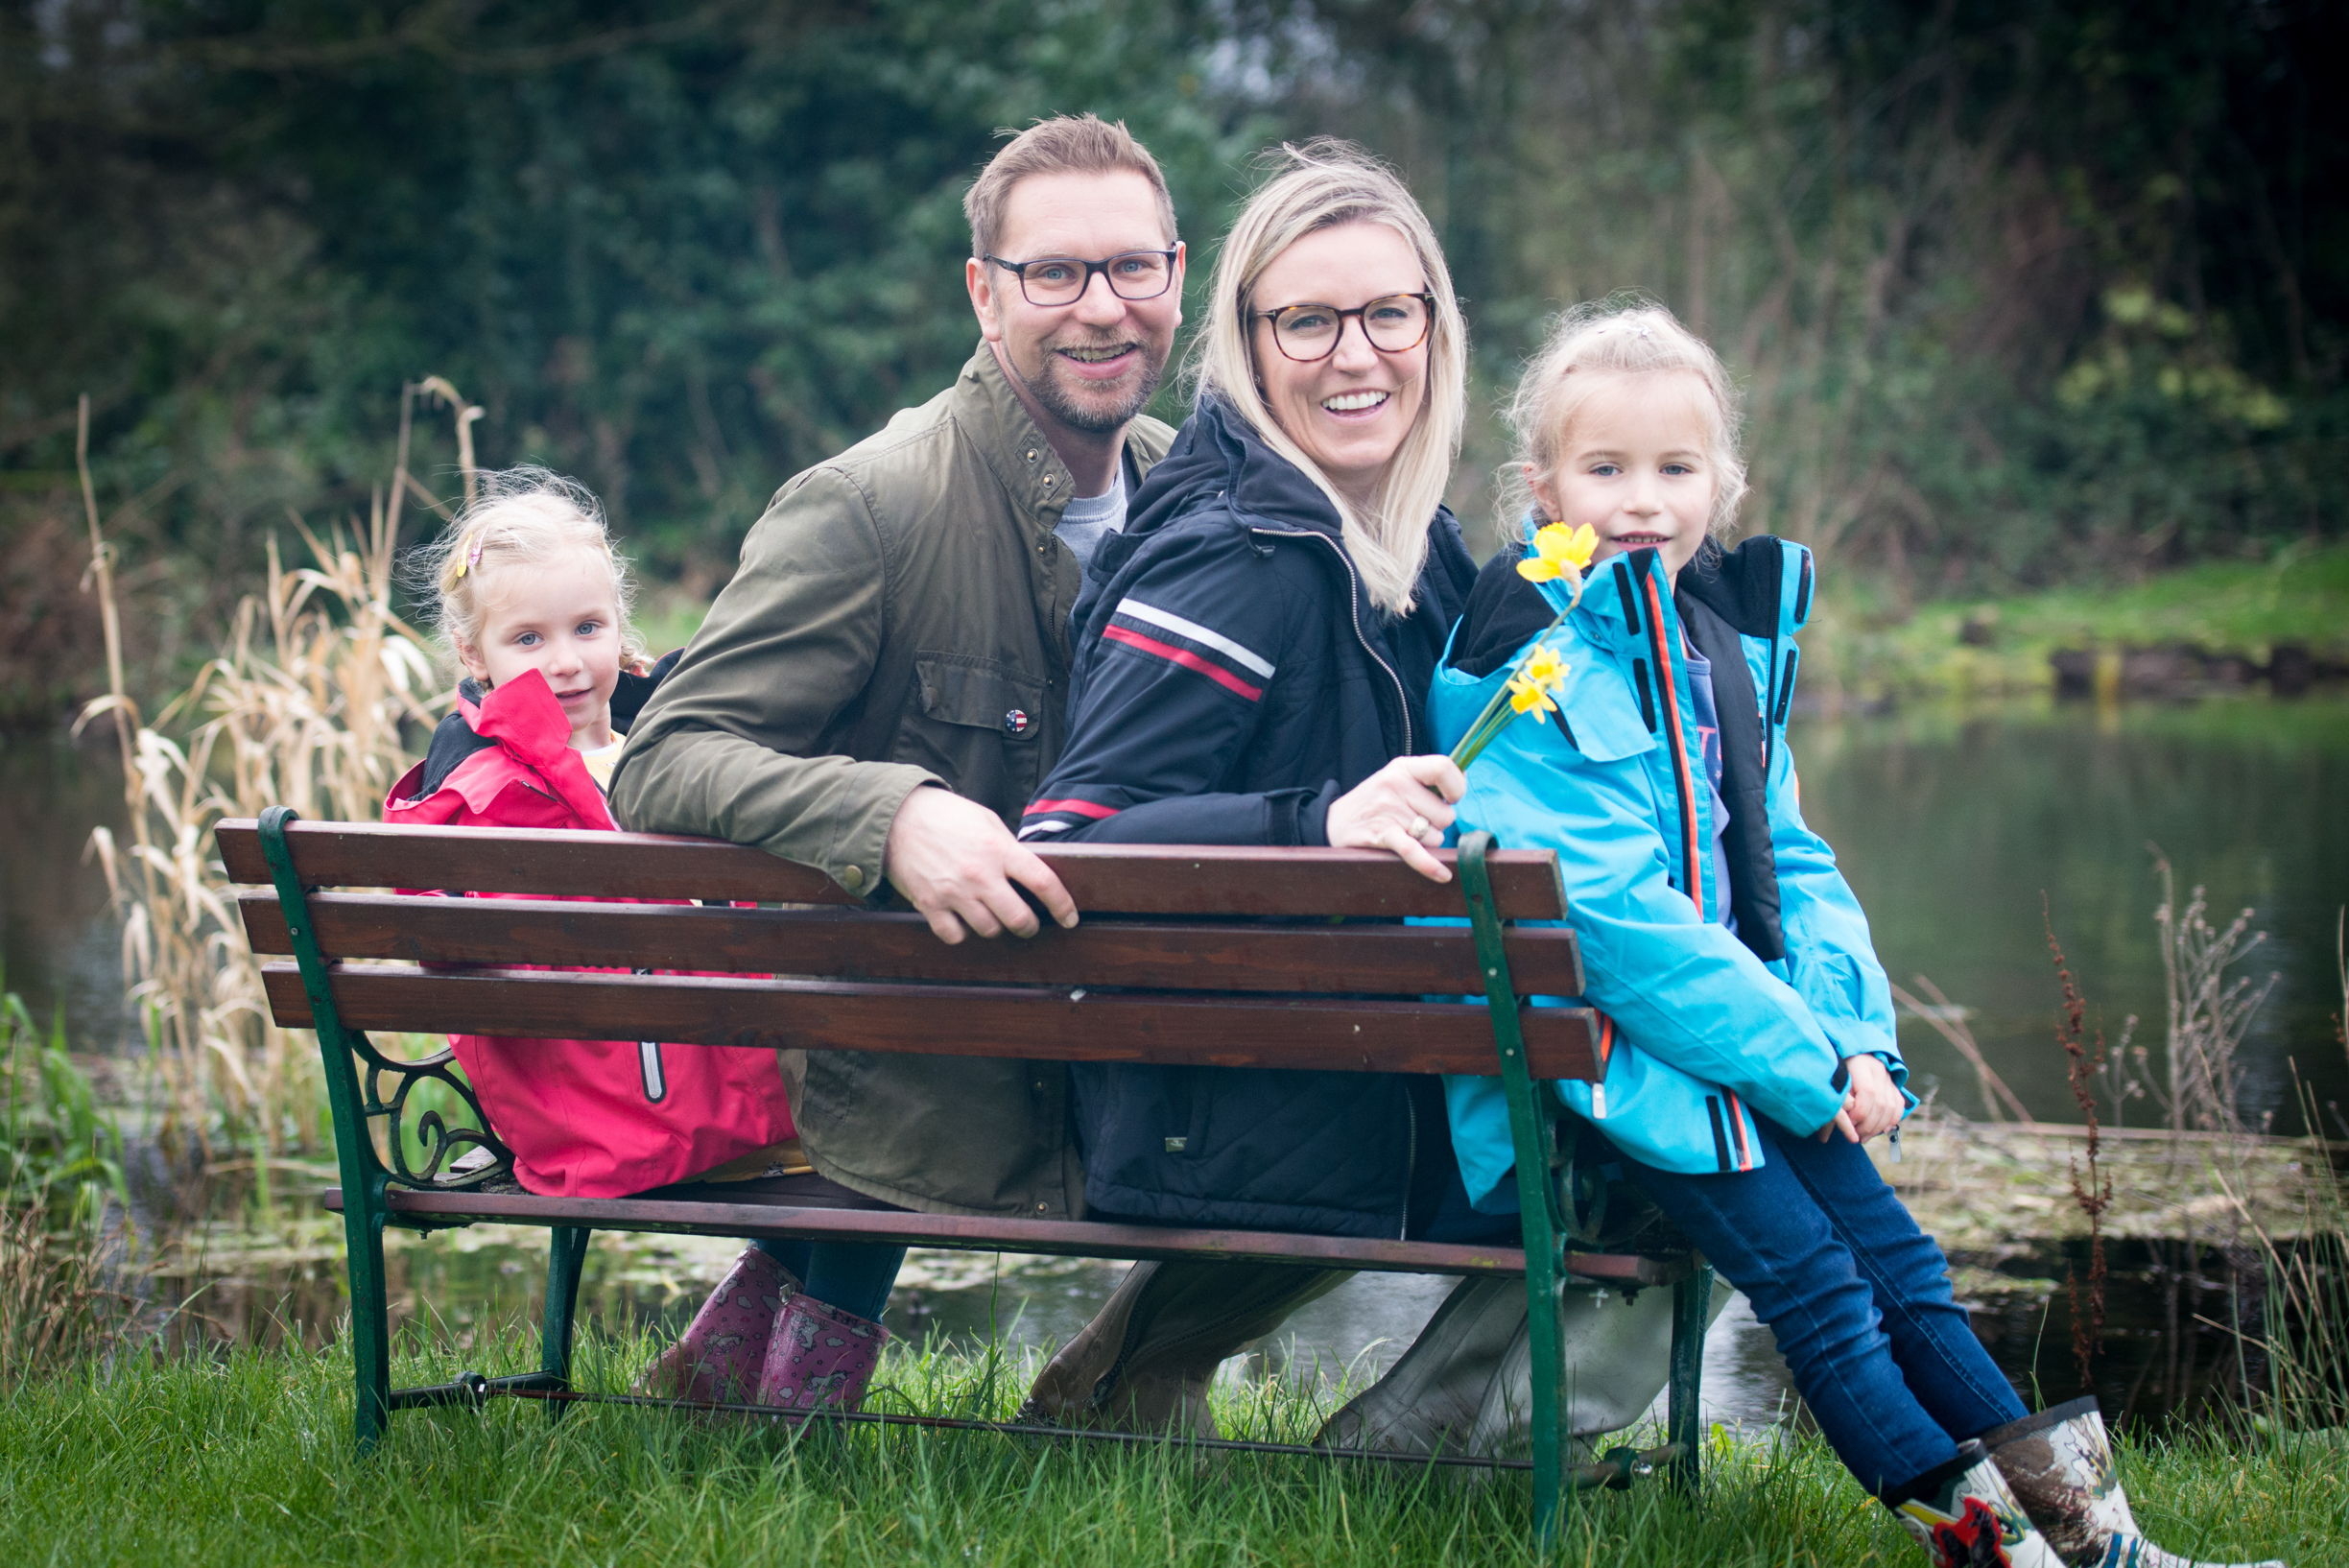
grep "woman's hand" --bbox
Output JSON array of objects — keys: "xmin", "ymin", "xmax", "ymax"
[
  {"xmin": 1324, "ymin": 754, "xmax": 1466, "ymax": 883},
  {"xmin": 1817, "ymin": 1052, "xmax": 1906, "ymax": 1144}
]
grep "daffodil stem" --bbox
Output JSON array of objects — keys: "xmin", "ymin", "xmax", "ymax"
[
  {"xmin": 1446, "ymin": 611, "xmax": 1569, "ymax": 770},
  {"xmin": 1443, "ymin": 573, "xmax": 1588, "ymax": 770}
]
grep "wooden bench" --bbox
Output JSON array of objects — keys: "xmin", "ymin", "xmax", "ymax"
[{"xmin": 221, "ymin": 808, "xmax": 1712, "ymax": 1538}]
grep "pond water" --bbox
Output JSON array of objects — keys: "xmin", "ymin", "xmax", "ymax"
[
  {"xmin": 6, "ymin": 691, "xmax": 2345, "ymax": 1434},
  {"xmin": 1800, "ymin": 694, "xmax": 2349, "ymax": 1131}
]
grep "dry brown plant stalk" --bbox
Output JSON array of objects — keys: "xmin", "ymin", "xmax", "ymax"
[
  {"xmin": 77, "ymin": 384, "xmax": 467, "ymax": 1154},
  {"xmin": 2204, "ymin": 1079, "xmax": 2349, "ymax": 1433},
  {"xmin": 0, "ymin": 1204, "xmax": 130, "ymax": 1386},
  {"xmin": 2149, "ymin": 848, "xmax": 2277, "ymax": 1139},
  {"xmin": 1889, "ymin": 973, "xmax": 2031, "ymax": 1123},
  {"xmin": 2045, "ymin": 897, "xmax": 2112, "ymax": 1392}
]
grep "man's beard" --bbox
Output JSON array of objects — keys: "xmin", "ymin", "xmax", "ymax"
[{"xmin": 1024, "ymin": 341, "xmax": 1168, "ymax": 435}]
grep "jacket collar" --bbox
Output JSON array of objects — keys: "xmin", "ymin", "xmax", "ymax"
[
  {"xmin": 458, "ymin": 669, "xmax": 615, "ymax": 827},
  {"xmin": 1528, "ymin": 526, "xmax": 1815, "ymax": 651},
  {"xmin": 959, "ymin": 341, "xmax": 1103, "ymax": 538},
  {"xmin": 1674, "ymin": 534, "xmax": 1814, "ymax": 642},
  {"xmin": 1195, "ymin": 393, "xmax": 1349, "ymax": 541}
]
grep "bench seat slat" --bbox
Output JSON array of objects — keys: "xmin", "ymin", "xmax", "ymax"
[
  {"xmin": 262, "ymin": 962, "xmax": 1601, "ymax": 1080},
  {"xmin": 217, "ymin": 820, "xmax": 1568, "ymax": 920},
  {"xmin": 237, "ymin": 891, "xmax": 1586, "ymax": 998},
  {"xmin": 330, "ymin": 1187, "xmax": 1684, "ymax": 1287}
]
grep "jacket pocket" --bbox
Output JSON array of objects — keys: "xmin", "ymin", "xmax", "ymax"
[
  {"xmin": 1555, "ymin": 659, "xmax": 1658, "ymax": 764},
  {"xmin": 893, "ymin": 652, "xmax": 1052, "ymax": 810}
]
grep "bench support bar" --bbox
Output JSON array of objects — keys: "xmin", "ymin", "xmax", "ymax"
[{"xmin": 400, "ymin": 1377, "xmax": 1688, "ymax": 1486}]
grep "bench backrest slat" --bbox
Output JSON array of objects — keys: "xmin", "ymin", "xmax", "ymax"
[
  {"xmin": 236, "ymin": 891, "xmax": 1587, "ymax": 998},
  {"xmin": 258, "ymin": 964, "xmax": 1600, "ymax": 1080},
  {"xmin": 224, "ymin": 817, "xmax": 1597, "ymax": 1083},
  {"xmin": 217, "ymin": 821, "xmax": 1568, "ymax": 920}
]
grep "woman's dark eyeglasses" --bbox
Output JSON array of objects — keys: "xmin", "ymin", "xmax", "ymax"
[
  {"xmin": 1253, "ymin": 294, "xmax": 1436, "ymax": 362},
  {"xmin": 985, "ymin": 249, "xmax": 1178, "ymax": 307}
]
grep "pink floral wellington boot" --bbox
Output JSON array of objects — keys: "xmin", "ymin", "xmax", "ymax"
[
  {"xmin": 634, "ymin": 1247, "xmax": 797, "ymax": 1404},
  {"xmin": 754, "ymin": 1292, "xmax": 890, "ymax": 1414}
]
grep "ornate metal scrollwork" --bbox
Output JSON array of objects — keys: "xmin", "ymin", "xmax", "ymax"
[{"xmin": 346, "ymin": 1030, "xmax": 515, "ymax": 1190}]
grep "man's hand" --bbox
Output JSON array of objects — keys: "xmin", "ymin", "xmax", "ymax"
[
  {"xmin": 1817, "ymin": 1052, "xmax": 1906, "ymax": 1144},
  {"xmin": 882, "ymin": 784, "xmax": 1078, "ymax": 944},
  {"xmin": 1324, "ymin": 754, "xmax": 1467, "ymax": 883}
]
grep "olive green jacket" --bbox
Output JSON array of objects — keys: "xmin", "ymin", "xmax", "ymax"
[{"xmin": 610, "ymin": 344, "xmax": 1175, "ymax": 1219}]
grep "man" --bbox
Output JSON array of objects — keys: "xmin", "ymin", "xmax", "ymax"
[
  {"xmin": 611, "ymin": 116, "xmax": 1182, "ymax": 1335},
  {"xmin": 622, "ymin": 114, "xmax": 1408, "ymax": 1432}
]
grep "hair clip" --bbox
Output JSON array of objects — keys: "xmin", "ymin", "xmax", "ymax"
[{"xmin": 453, "ymin": 533, "xmax": 484, "ymax": 580}]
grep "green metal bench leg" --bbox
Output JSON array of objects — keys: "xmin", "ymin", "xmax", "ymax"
[
  {"xmin": 1459, "ymin": 831, "xmax": 1573, "ymax": 1545},
  {"xmin": 345, "ymin": 1186, "xmax": 392, "ymax": 1454},
  {"xmin": 541, "ymin": 1226, "xmax": 592, "ymax": 1422},
  {"xmin": 1667, "ymin": 1261, "xmax": 1714, "ymax": 1489},
  {"xmin": 260, "ymin": 804, "xmax": 398, "ymax": 1457}
]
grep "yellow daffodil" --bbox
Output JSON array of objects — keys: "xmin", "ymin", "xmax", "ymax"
[
  {"xmin": 1504, "ymin": 642, "xmax": 1568, "ymax": 724},
  {"xmin": 1506, "ymin": 673, "xmax": 1558, "ymax": 722},
  {"xmin": 1515, "ymin": 522, "xmax": 1600, "ymax": 584},
  {"xmin": 1455, "ymin": 636, "xmax": 1573, "ymax": 767}
]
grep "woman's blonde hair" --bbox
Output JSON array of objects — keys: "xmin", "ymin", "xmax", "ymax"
[
  {"xmin": 1190, "ymin": 139, "xmax": 1467, "ymax": 614},
  {"xmin": 1499, "ymin": 297, "xmax": 1747, "ymax": 540},
  {"xmin": 408, "ymin": 466, "xmax": 646, "ymax": 677}
]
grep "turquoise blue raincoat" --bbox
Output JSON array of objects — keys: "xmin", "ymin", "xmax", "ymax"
[{"xmin": 1432, "ymin": 535, "xmax": 1908, "ymax": 1206}]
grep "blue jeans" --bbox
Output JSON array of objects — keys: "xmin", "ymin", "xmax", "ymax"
[
  {"xmin": 1607, "ymin": 1113, "xmax": 2026, "ymax": 1493},
  {"xmin": 753, "ymin": 1239, "xmax": 905, "ymax": 1324}
]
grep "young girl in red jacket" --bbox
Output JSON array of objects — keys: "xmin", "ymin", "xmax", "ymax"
[{"xmin": 391, "ymin": 468, "xmax": 890, "ymax": 1414}]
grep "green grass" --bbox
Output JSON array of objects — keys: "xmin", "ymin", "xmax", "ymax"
[
  {"xmin": 1803, "ymin": 539, "xmax": 2349, "ymax": 705},
  {"xmin": 1, "ymin": 1323, "xmax": 2334, "ymax": 1567}
]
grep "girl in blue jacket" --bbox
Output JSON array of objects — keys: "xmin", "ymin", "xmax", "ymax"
[{"xmin": 1434, "ymin": 303, "xmax": 2273, "ymax": 1568}]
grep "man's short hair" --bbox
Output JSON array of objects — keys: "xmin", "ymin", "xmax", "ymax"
[{"xmin": 963, "ymin": 114, "xmax": 1177, "ymax": 260}]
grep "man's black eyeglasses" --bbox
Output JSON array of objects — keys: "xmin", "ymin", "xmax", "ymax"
[{"xmin": 985, "ymin": 249, "xmax": 1178, "ymax": 307}]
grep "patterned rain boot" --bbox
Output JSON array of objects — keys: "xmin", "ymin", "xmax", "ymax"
[
  {"xmin": 634, "ymin": 1246, "xmax": 796, "ymax": 1404},
  {"xmin": 1982, "ymin": 1398, "xmax": 2286, "ymax": 1568},
  {"xmin": 1886, "ymin": 1440, "xmax": 2068, "ymax": 1568},
  {"xmin": 755, "ymin": 1292, "xmax": 889, "ymax": 1414}
]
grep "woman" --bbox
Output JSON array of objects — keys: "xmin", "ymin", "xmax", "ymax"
[{"xmin": 1012, "ymin": 140, "xmax": 1489, "ymax": 1434}]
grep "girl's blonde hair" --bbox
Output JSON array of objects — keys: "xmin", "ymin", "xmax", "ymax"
[
  {"xmin": 1500, "ymin": 297, "xmax": 1747, "ymax": 540},
  {"xmin": 1189, "ymin": 138, "xmax": 1467, "ymax": 615},
  {"xmin": 408, "ymin": 466, "xmax": 646, "ymax": 676}
]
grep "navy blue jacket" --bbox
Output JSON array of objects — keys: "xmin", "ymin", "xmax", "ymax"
[{"xmin": 1020, "ymin": 395, "xmax": 1478, "ymax": 1237}]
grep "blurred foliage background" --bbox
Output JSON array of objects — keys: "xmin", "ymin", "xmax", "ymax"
[{"xmin": 3, "ymin": 0, "xmax": 2342, "ymax": 725}]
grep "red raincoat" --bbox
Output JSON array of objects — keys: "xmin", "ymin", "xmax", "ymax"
[{"xmin": 382, "ymin": 666, "xmax": 795, "ymax": 1197}]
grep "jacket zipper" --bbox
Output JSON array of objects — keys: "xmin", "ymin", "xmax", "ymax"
[
  {"xmin": 1247, "ymin": 525, "xmax": 1420, "ymax": 1236},
  {"xmin": 1640, "ymin": 571, "xmax": 1706, "ymax": 912},
  {"xmin": 1247, "ymin": 527, "xmax": 1413, "ymax": 755}
]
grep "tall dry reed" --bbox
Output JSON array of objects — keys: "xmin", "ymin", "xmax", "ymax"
[
  {"xmin": 0, "ymin": 1203, "xmax": 129, "ymax": 1388},
  {"xmin": 77, "ymin": 383, "xmax": 472, "ymax": 1156},
  {"xmin": 2215, "ymin": 1080, "xmax": 2349, "ymax": 1436}
]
